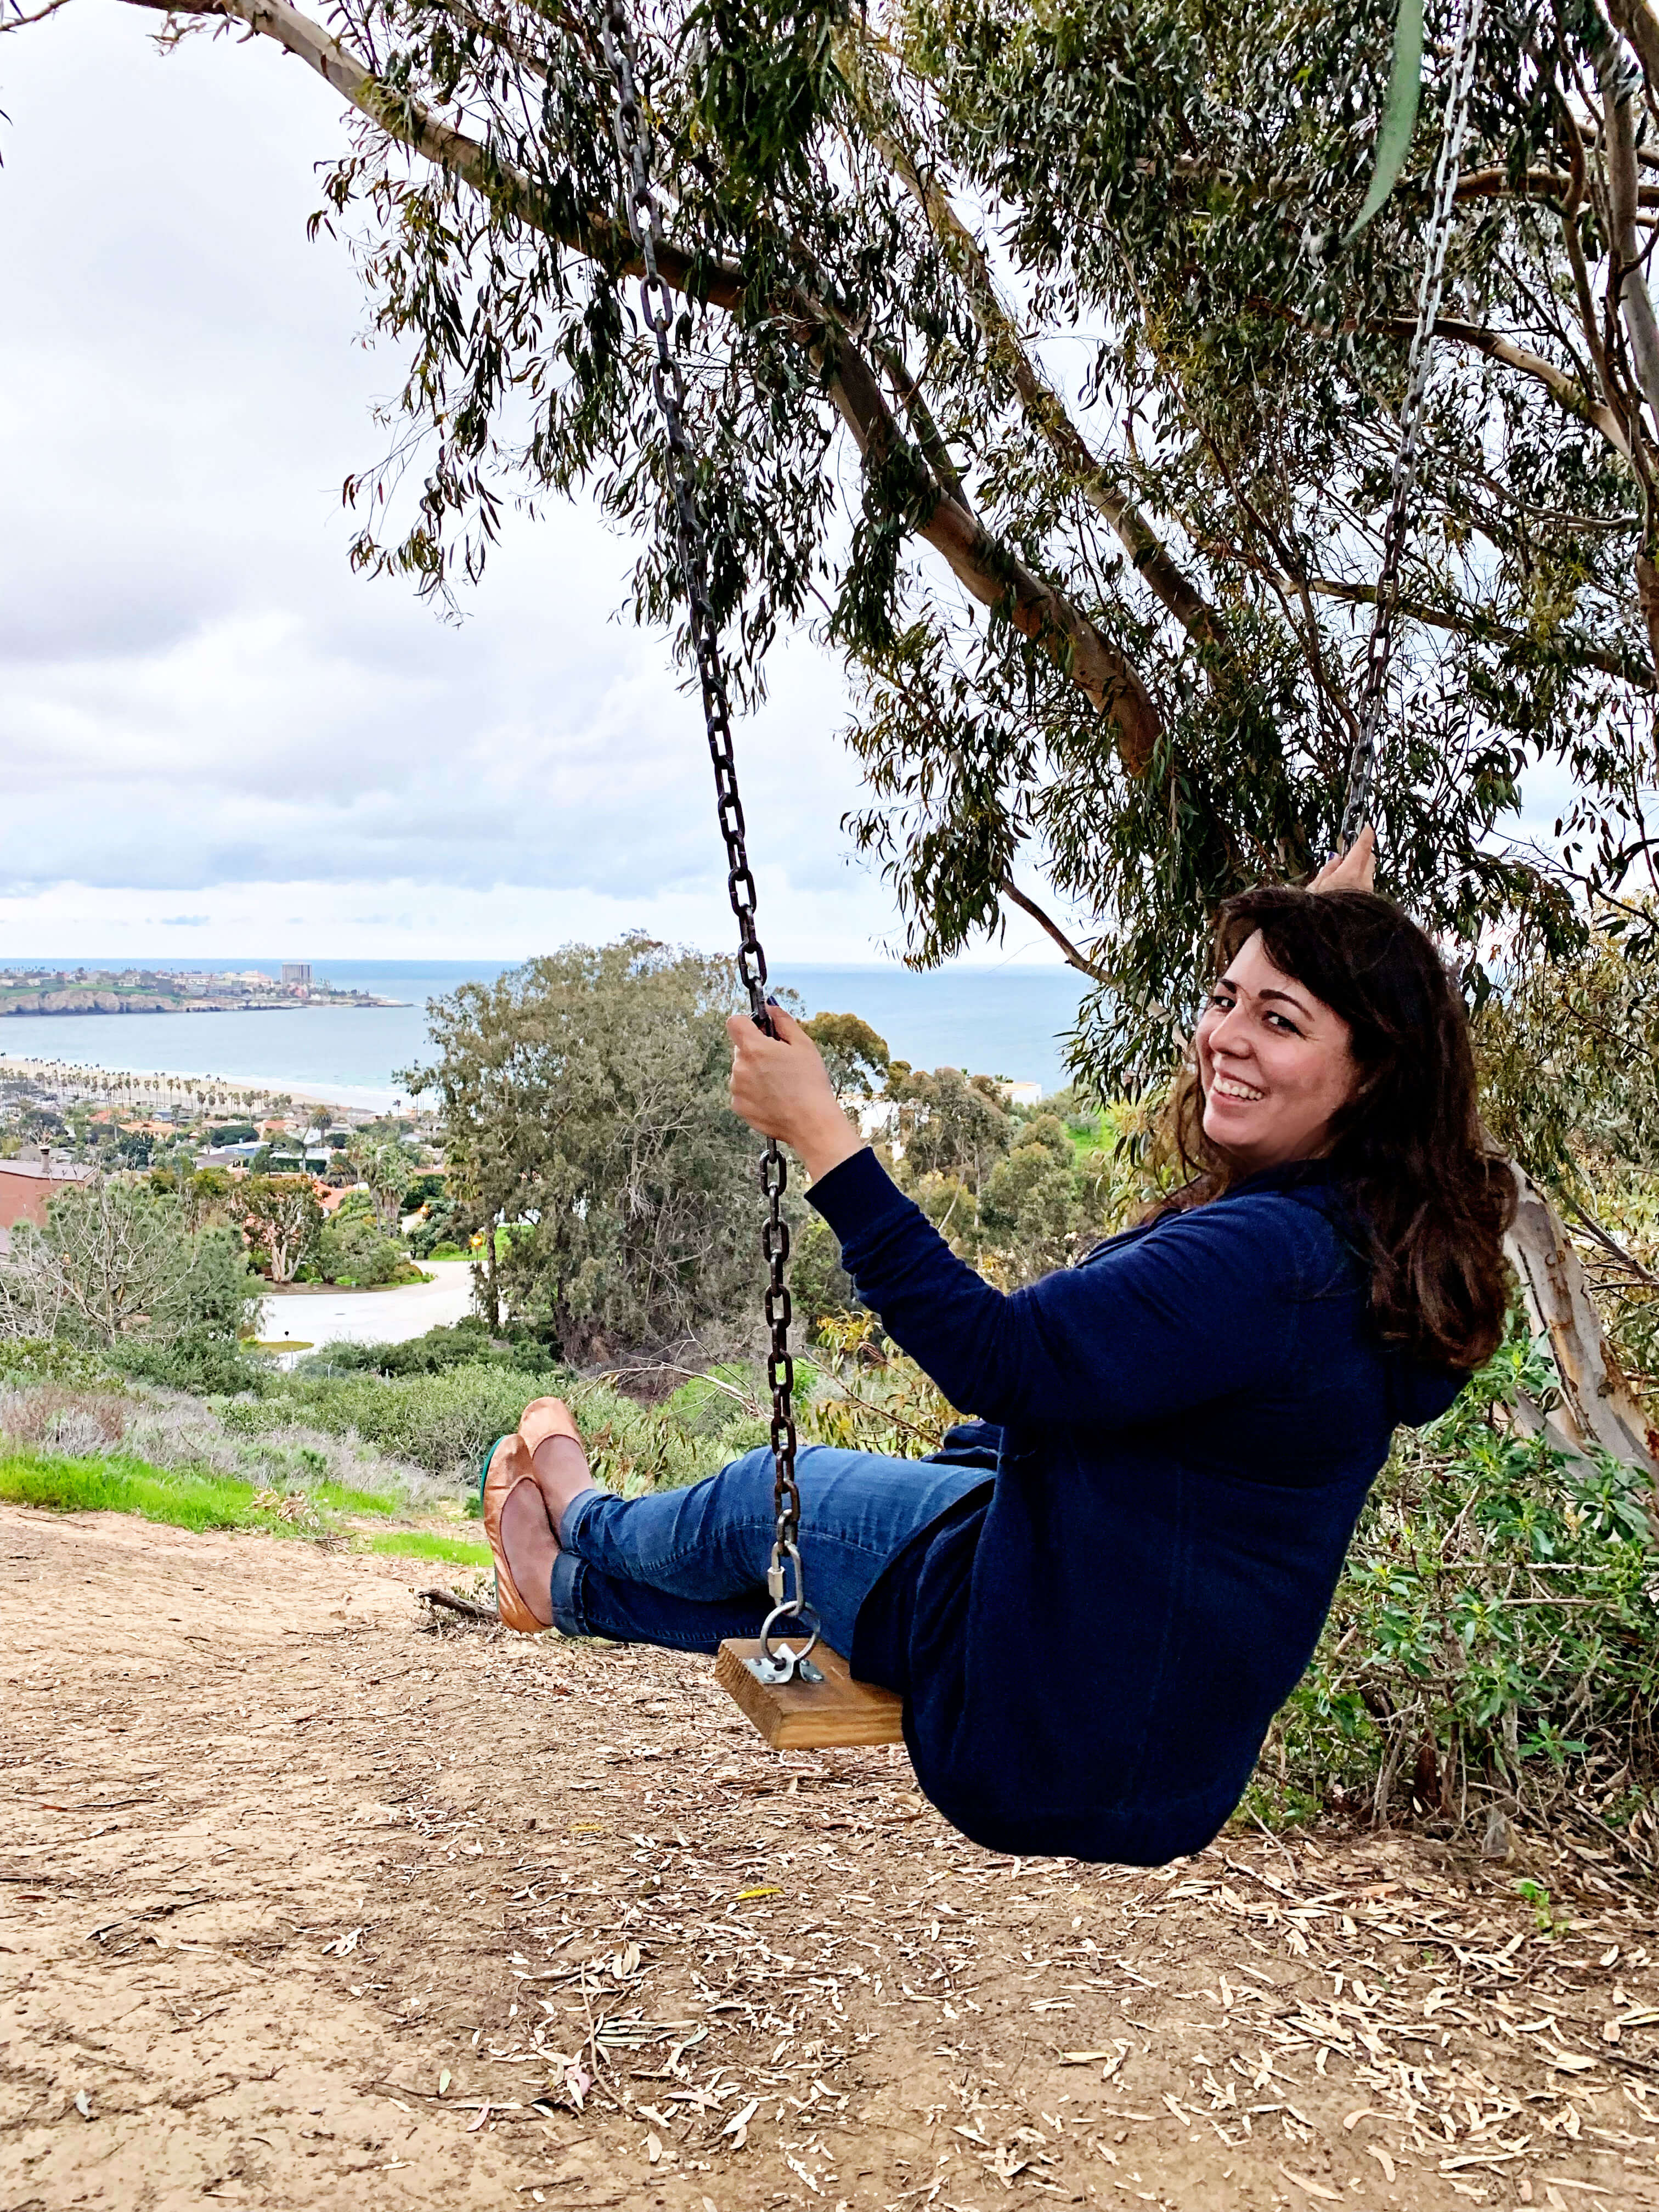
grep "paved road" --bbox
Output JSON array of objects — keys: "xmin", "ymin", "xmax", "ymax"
[{"xmin": 258, "ymin": 1258, "xmax": 476, "ymax": 1357}]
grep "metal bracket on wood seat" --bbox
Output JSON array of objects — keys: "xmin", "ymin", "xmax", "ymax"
[{"xmin": 745, "ymin": 1650, "xmax": 823, "ymax": 1687}]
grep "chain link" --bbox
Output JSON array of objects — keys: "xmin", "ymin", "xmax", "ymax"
[
  {"xmin": 1340, "ymin": 0, "xmax": 1487, "ymax": 849},
  {"xmin": 600, "ymin": 1, "xmax": 807, "ymax": 1628}
]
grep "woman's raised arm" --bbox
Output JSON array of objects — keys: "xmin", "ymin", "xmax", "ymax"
[{"xmin": 806, "ymin": 1147, "xmax": 1312, "ymax": 1432}]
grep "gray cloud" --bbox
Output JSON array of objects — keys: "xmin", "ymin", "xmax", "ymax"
[{"xmin": 0, "ymin": 9, "xmax": 884, "ymax": 947}]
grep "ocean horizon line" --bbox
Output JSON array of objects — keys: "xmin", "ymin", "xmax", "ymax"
[{"xmin": 0, "ymin": 956, "xmax": 1091, "ymax": 1107}]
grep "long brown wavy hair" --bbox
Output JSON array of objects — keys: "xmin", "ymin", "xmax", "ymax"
[{"xmin": 1160, "ymin": 887, "xmax": 1515, "ymax": 1372}]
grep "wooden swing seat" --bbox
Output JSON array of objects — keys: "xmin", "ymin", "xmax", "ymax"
[{"xmin": 715, "ymin": 1638, "xmax": 905, "ymax": 1750}]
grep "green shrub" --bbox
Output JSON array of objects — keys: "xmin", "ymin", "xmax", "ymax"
[
  {"xmin": 571, "ymin": 1376, "xmax": 766, "ymax": 1495},
  {"xmin": 111, "ymin": 1330, "xmax": 270, "ymax": 1397},
  {"xmin": 408, "ymin": 1199, "xmax": 459, "ymax": 1259},
  {"xmin": 1252, "ymin": 1326, "xmax": 1659, "ymax": 1840},
  {"xmin": 0, "ymin": 1338, "xmax": 117, "ymax": 1389},
  {"xmin": 789, "ymin": 1213, "xmax": 855, "ymax": 1330},
  {"xmin": 223, "ymin": 1340, "xmax": 766, "ymax": 1488},
  {"xmin": 305, "ymin": 1319, "xmax": 547, "ymax": 1378},
  {"xmin": 318, "ymin": 1214, "xmax": 407, "ymax": 1286},
  {"xmin": 226, "ymin": 1361, "xmax": 565, "ymax": 1475}
]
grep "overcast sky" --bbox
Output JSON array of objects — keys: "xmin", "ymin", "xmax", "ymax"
[{"xmin": 1, "ymin": 4, "xmax": 1074, "ymax": 965}]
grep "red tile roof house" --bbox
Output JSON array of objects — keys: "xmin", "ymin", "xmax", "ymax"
[{"xmin": 0, "ymin": 1159, "xmax": 95, "ymax": 1257}]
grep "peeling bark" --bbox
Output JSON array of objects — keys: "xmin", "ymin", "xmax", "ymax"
[
  {"xmin": 1596, "ymin": 32, "xmax": 1659, "ymax": 429},
  {"xmin": 1637, "ymin": 553, "xmax": 1659, "ymax": 690},
  {"xmin": 1505, "ymin": 1167, "xmax": 1659, "ymax": 1481},
  {"xmin": 1610, "ymin": 0, "xmax": 1659, "ymax": 115}
]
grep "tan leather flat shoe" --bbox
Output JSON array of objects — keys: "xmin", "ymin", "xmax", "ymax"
[
  {"xmin": 517, "ymin": 1396, "xmax": 583, "ymax": 1455},
  {"xmin": 480, "ymin": 1434, "xmax": 549, "ymax": 1635}
]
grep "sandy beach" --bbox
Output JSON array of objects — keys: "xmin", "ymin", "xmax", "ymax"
[{"xmin": 0, "ymin": 1052, "xmax": 401, "ymax": 1122}]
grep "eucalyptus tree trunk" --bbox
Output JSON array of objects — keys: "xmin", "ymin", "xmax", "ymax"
[
  {"xmin": 483, "ymin": 1218, "xmax": 501, "ymax": 1336},
  {"xmin": 1505, "ymin": 1170, "xmax": 1659, "ymax": 1482}
]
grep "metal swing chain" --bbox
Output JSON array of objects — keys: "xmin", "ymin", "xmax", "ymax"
[
  {"xmin": 1339, "ymin": 0, "xmax": 1488, "ymax": 848},
  {"xmin": 600, "ymin": 2, "xmax": 816, "ymax": 1672}
]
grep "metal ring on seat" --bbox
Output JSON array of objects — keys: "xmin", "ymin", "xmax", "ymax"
[{"xmin": 752, "ymin": 1599, "xmax": 822, "ymax": 1684}]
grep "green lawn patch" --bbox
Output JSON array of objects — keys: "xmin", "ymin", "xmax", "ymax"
[
  {"xmin": 363, "ymin": 1530, "xmax": 492, "ymax": 1567},
  {"xmin": 0, "ymin": 1449, "xmax": 416, "ymax": 1548},
  {"xmin": 0, "ymin": 1449, "xmax": 276, "ymax": 1533},
  {"xmin": 313, "ymin": 1476, "xmax": 399, "ymax": 1517}
]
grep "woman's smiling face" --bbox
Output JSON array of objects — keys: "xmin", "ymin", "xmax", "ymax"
[{"xmin": 1193, "ymin": 929, "xmax": 1359, "ymax": 1174}]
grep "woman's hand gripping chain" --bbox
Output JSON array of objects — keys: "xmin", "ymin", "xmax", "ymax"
[{"xmin": 727, "ymin": 1000, "xmax": 866, "ymax": 1184}]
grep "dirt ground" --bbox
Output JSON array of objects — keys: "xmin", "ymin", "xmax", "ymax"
[{"xmin": 4, "ymin": 1506, "xmax": 1659, "ymax": 2212}]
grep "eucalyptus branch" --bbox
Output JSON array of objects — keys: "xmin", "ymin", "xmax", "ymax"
[
  {"xmin": 1158, "ymin": 152, "xmax": 1659, "ymax": 207},
  {"xmin": 123, "ymin": 0, "xmax": 635, "ymax": 266},
  {"xmin": 0, "ymin": 0, "xmax": 76, "ymax": 26},
  {"xmin": 116, "ymin": 0, "xmax": 1161, "ymax": 775},
  {"xmin": 1252, "ymin": 286, "xmax": 1629, "ymax": 455},
  {"xmin": 1289, "ymin": 573, "xmax": 1655, "ymax": 689},
  {"xmin": 1567, "ymin": 1197, "xmax": 1659, "ymax": 1289},
  {"xmin": 1448, "ymin": 162, "xmax": 1558, "ymax": 201},
  {"xmin": 1379, "ymin": 315, "xmax": 1631, "ymax": 456},
  {"xmin": 1449, "ymin": 163, "xmax": 1659, "ymax": 205},
  {"xmin": 804, "ymin": 1364, "xmax": 947, "ymax": 1451},
  {"xmin": 824, "ymin": 338, "xmax": 1160, "ymax": 760},
  {"xmin": 997, "ymin": 877, "xmax": 1109, "ymax": 985},
  {"xmin": 597, "ymin": 1359, "xmax": 763, "ymax": 1417},
  {"xmin": 837, "ymin": 26, "xmax": 1224, "ymax": 654}
]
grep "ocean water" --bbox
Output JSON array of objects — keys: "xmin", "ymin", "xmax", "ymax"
[{"xmin": 0, "ymin": 957, "xmax": 1090, "ymax": 1109}]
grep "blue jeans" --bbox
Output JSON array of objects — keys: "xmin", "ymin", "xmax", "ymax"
[{"xmin": 546, "ymin": 1443, "xmax": 990, "ymax": 1658}]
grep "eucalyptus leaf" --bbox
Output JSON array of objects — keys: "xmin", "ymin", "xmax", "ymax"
[{"xmin": 1345, "ymin": 0, "xmax": 1425, "ymax": 241}]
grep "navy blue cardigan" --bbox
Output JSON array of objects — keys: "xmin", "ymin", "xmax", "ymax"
[{"xmin": 808, "ymin": 1146, "xmax": 1464, "ymax": 1864}]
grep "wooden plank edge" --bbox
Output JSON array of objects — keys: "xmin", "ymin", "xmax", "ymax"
[{"xmin": 713, "ymin": 1639, "xmax": 906, "ymax": 1750}]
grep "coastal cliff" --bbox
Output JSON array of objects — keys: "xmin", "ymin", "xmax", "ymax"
[
  {"xmin": 0, "ymin": 969, "xmax": 405, "ymax": 1016},
  {"xmin": 3, "ymin": 990, "xmax": 178, "ymax": 1015}
]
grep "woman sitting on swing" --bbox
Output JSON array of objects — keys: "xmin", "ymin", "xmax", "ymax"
[{"xmin": 481, "ymin": 832, "xmax": 1515, "ymax": 1864}]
